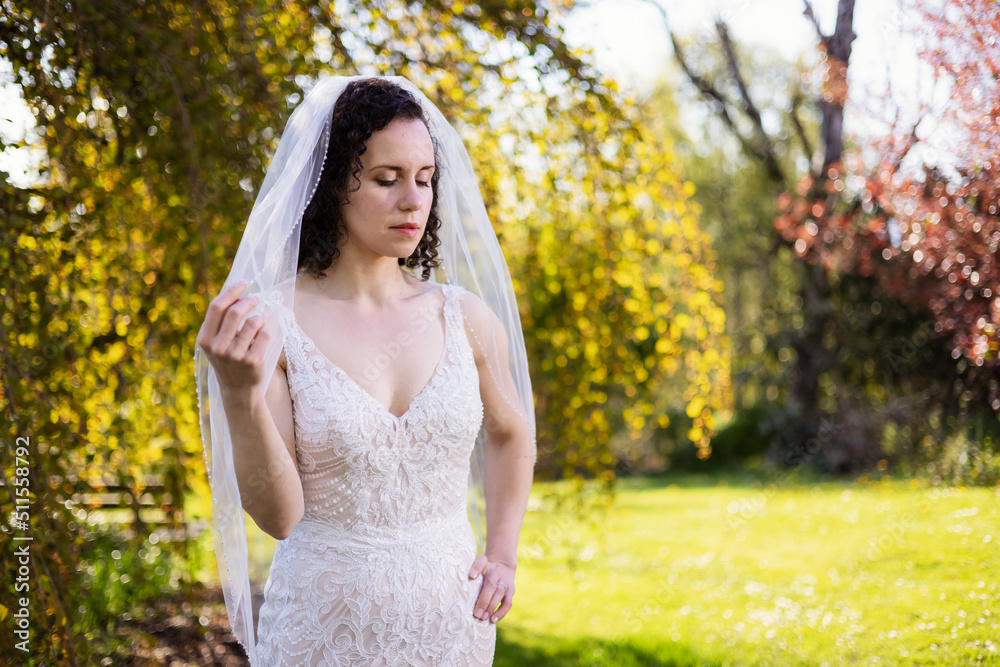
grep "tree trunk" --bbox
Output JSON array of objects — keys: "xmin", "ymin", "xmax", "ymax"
[{"xmin": 788, "ymin": 0, "xmax": 856, "ymax": 460}]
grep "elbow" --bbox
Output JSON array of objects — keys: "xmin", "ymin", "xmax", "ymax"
[
  {"xmin": 485, "ymin": 418, "xmax": 533, "ymax": 456},
  {"xmin": 267, "ymin": 524, "xmax": 295, "ymax": 541},
  {"xmin": 265, "ymin": 510, "xmax": 302, "ymax": 541},
  {"xmin": 260, "ymin": 498, "xmax": 304, "ymax": 541}
]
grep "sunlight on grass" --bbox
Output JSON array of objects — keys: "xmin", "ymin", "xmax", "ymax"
[{"xmin": 498, "ymin": 471, "xmax": 1000, "ymax": 666}]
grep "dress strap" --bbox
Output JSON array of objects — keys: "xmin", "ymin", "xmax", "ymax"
[
  {"xmin": 441, "ymin": 284, "xmax": 467, "ymax": 330},
  {"xmin": 441, "ymin": 284, "xmax": 479, "ymax": 366}
]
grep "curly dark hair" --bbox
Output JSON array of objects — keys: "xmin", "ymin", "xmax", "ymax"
[{"xmin": 297, "ymin": 78, "xmax": 442, "ymax": 281}]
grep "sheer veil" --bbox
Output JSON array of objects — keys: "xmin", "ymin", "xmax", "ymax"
[{"xmin": 193, "ymin": 74, "xmax": 536, "ymax": 664}]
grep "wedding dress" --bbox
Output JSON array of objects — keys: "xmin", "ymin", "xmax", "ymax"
[{"xmin": 252, "ymin": 282, "xmax": 497, "ymax": 666}]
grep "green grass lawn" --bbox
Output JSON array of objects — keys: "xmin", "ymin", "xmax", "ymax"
[{"xmin": 496, "ymin": 469, "xmax": 1000, "ymax": 666}]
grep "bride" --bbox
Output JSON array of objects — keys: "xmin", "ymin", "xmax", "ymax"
[{"xmin": 195, "ymin": 77, "xmax": 537, "ymax": 665}]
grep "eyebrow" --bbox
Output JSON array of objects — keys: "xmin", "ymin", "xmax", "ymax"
[{"xmin": 368, "ymin": 164, "xmax": 435, "ymax": 172}]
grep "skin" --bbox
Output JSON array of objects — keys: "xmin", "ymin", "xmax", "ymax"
[{"xmin": 197, "ymin": 117, "xmax": 535, "ymax": 627}]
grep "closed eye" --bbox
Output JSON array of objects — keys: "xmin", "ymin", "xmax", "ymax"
[{"xmin": 376, "ymin": 179, "xmax": 397, "ymax": 187}]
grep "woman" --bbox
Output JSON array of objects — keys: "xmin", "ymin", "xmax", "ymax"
[{"xmin": 194, "ymin": 77, "xmax": 536, "ymax": 665}]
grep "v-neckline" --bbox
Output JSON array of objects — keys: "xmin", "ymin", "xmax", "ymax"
[{"xmin": 284, "ymin": 285, "xmax": 451, "ymax": 423}]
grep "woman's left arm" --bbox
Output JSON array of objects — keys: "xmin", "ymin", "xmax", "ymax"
[{"xmin": 460, "ymin": 292, "xmax": 536, "ymax": 625}]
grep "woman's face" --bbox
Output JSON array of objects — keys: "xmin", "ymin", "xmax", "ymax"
[{"xmin": 339, "ymin": 117, "xmax": 436, "ymax": 261}]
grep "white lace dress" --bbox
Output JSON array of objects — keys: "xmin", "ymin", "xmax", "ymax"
[{"xmin": 254, "ymin": 283, "xmax": 496, "ymax": 666}]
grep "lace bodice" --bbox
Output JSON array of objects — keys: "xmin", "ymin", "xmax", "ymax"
[
  {"xmin": 252, "ymin": 282, "xmax": 496, "ymax": 666},
  {"xmin": 274, "ymin": 281, "xmax": 483, "ymax": 534}
]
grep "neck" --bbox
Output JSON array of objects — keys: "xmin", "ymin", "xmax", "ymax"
[{"xmin": 299, "ymin": 247, "xmax": 416, "ymax": 307}]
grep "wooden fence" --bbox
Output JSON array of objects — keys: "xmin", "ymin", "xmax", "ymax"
[{"xmin": 71, "ymin": 473, "xmax": 201, "ymax": 542}]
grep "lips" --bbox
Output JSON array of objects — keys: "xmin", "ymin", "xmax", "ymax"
[{"xmin": 391, "ymin": 223, "xmax": 421, "ymax": 237}]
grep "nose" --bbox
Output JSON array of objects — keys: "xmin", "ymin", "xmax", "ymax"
[{"xmin": 398, "ymin": 179, "xmax": 423, "ymax": 211}]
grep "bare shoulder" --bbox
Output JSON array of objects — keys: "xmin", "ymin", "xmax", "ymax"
[
  {"xmin": 451, "ymin": 285, "xmax": 497, "ymax": 326},
  {"xmin": 451, "ymin": 286, "xmax": 508, "ymax": 362}
]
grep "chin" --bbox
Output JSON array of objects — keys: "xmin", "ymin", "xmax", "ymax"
[
  {"xmin": 387, "ymin": 246, "xmax": 419, "ymax": 260},
  {"xmin": 375, "ymin": 234, "xmax": 423, "ymax": 259}
]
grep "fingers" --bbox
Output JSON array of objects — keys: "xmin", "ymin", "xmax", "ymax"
[
  {"xmin": 484, "ymin": 584, "xmax": 506, "ymax": 623},
  {"xmin": 467, "ymin": 554, "xmax": 487, "ymax": 580},
  {"xmin": 472, "ymin": 577, "xmax": 497, "ymax": 623},
  {"xmin": 216, "ymin": 294, "xmax": 260, "ymax": 354},
  {"xmin": 470, "ymin": 561, "xmax": 514, "ymax": 624},
  {"xmin": 231, "ymin": 314, "xmax": 267, "ymax": 357},
  {"xmin": 201, "ymin": 280, "xmax": 249, "ymax": 346},
  {"xmin": 472, "ymin": 577, "xmax": 511, "ymax": 624},
  {"xmin": 489, "ymin": 586, "xmax": 513, "ymax": 624},
  {"xmin": 469, "ymin": 554, "xmax": 490, "ymax": 621}
]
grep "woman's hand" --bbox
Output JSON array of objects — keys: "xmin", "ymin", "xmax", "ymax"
[
  {"xmin": 196, "ymin": 280, "xmax": 270, "ymax": 395},
  {"xmin": 467, "ymin": 554, "xmax": 516, "ymax": 624}
]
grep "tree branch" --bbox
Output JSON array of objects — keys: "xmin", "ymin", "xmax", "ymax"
[
  {"xmin": 714, "ymin": 20, "xmax": 762, "ymax": 131},
  {"xmin": 802, "ymin": 0, "xmax": 828, "ymax": 47},
  {"xmin": 714, "ymin": 19, "xmax": 785, "ymax": 183},
  {"xmin": 789, "ymin": 91, "xmax": 814, "ymax": 161},
  {"xmin": 640, "ymin": 0, "xmax": 785, "ymax": 182}
]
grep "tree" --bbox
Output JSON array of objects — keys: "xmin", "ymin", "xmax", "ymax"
[
  {"xmin": 493, "ymin": 88, "xmax": 731, "ymax": 475},
  {"xmin": 783, "ymin": 0, "xmax": 1000, "ymax": 414},
  {"xmin": 640, "ymin": 50, "xmax": 812, "ymax": 414},
  {"xmin": 642, "ymin": 0, "xmax": 1000, "ymax": 474},
  {"xmin": 643, "ymin": 0, "xmax": 863, "ymax": 464}
]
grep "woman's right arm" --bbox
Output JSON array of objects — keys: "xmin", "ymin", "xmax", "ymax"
[
  {"xmin": 197, "ymin": 280, "xmax": 304, "ymax": 541},
  {"xmin": 220, "ymin": 358, "xmax": 303, "ymax": 540}
]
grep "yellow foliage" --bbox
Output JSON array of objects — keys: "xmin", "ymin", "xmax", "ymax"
[{"xmin": 686, "ymin": 396, "xmax": 706, "ymax": 419}]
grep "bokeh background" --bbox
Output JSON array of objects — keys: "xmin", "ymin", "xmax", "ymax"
[{"xmin": 2, "ymin": 0, "xmax": 999, "ymax": 665}]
